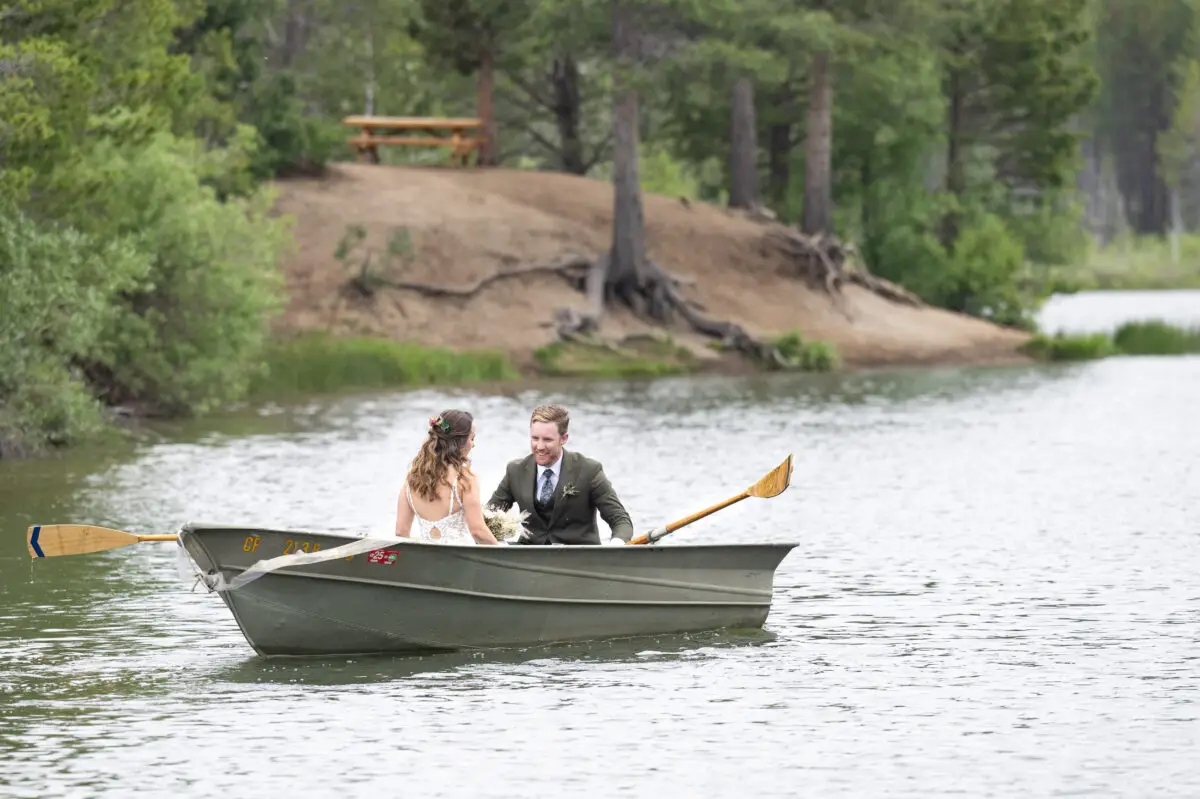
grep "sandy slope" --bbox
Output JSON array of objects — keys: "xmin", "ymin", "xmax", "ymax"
[{"xmin": 269, "ymin": 163, "xmax": 1032, "ymax": 370}]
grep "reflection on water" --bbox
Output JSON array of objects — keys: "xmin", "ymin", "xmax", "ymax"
[
  {"xmin": 212, "ymin": 628, "xmax": 781, "ymax": 688},
  {"xmin": 1, "ymin": 292, "xmax": 1199, "ymax": 798}
]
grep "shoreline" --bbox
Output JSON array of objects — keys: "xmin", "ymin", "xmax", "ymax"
[
  {"xmin": 245, "ymin": 329, "xmax": 1038, "ymax": 405},
  {"xmin": 13, "ymin": 319, "xmax": 1195, "ymax": 463}
]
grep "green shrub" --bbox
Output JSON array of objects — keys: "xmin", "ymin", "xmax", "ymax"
[
  {"xmin": 0, "ymin": 213, "xmax": 147, "ymax": 454},
  {"xmin": 771, "ymin": 331, "xmax": 841, "ymax": 372},
  {"xmin": 48, "ymin": 130, "xmax": 292, "ymax": 416}
]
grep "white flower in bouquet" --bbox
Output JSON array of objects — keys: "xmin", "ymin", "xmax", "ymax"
[{"xmin": 483, "ymin": 504, "xmax": 531, "ymax": 542}]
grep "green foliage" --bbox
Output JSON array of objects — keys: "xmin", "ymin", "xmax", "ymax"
[
  {"xmin": 1021, "ymin": 320, "xmax": 1200, "ymax": 362},
  {"xmin": 591, "ymin": 144, "xmax": 717, "ymax": 200},
  {"xmin": 5, "ymin": 0, "xmax": 1198, "ymax": 460},
  {"xmin": 873, "ymin": 210, "xmax": 1045, "ymax": 329},
  {"xmin": 0, "ymin": 214, "xmax": 148, "ymax": 454},
  {"xmin": 1020, "ymin": 331, "xmax": 1117, "ymax": 361},
  {"xmin": 1157, "ymin": 59, "xmax": 1200, "ymax": 191},
  {"xmin": 408, "ymin": 0, "xmax": 532, "ymax": 74},
  {"xmin": 1093, "ymin": 0, "xmax": 1197, "ymax": 235},
  {"xmin": 250, "ymin": 334, "xmax": 519, "ymax": 398},
  {"xmin": 44, "ymin": 131, "xmax": 292, "ymax": 415},
  {"xmin": 770, "ymin": 331, "xmax": 840, "ymax": 372},
  {"xmin": 980, "ymin": 0, "xmax": 1099, "ymax": 196},
  {"xmin": 533, "ymin": 335, "xmax": 698, "ymax": 378},
  {"xmin": 0, "ymin": 37, "xmax": 91, "ymax": 203},
  {"xmin": 1112, "ymin": 320, "xmax": 1200, "ymax": 354},
  {"xmin": 1043, "ymin": 232, "xmax": 1200, "ymax": 290}
]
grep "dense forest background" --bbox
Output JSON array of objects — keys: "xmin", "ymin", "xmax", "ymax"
[{"xmin": 4, "ymin": 0, "xmax": 1200, "ymax": 455}]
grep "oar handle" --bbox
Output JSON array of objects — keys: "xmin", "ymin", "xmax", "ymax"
[
  {"xmin": 138, "ymin": 535, "xmax": 179, "ymax": 542},
  {"xmin": 629, "ymin": 491, "xmax": 750, "ymax": 545}
]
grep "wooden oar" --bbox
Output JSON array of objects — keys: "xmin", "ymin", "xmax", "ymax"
[
  {"xmin": 628, "ymin": 453, "xmax": 794, "ymax": 546},
  {"xmin": 26, "ymin": 524, "xmax": 176, "ymax": 559}
]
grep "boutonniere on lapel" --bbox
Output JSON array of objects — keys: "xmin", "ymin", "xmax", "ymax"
[{"xmin": 561, "ymin": 482, "xmax": 579, "ymax": 499}]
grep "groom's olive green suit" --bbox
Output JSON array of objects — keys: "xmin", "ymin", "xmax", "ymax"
[{"xmin": 487, "ymin": 450, "xmax": 634, "ymax": 545}]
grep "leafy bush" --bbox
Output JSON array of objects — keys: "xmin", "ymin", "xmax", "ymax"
[
  {"xmin": 771, "ymin": 331, "xmax": 841, "ymax": 372},
  {"xmin": 0, "ymin": 214, "xmax": 147, "ymax": 454},
  {"xmin": 48, "ymin": 130, "xmax": 292, "ymax": 415}
]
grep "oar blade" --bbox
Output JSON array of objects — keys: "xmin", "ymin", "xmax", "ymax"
[
  {"xmin": 748, "ymin": 453, "xmax": 793, "ymax": 499},
  {"xmin": 27, "ymin": 524, "xmax": 142, "ymax": 558}
]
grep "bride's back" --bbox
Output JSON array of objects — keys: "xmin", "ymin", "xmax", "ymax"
[
  {"xmin": 399, "ymin": 410, "xmax": 481, "ymax": 544},
  {"xmin": 407, "ymin": 469, "xmax": 465, "ymax": 521}
]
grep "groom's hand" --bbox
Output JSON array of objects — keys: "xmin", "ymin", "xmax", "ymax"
[{"xmin": 604, "ymin": 536, "xmax": 626, "ymax": 546}]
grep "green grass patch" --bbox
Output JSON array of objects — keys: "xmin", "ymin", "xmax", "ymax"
[
  {"xmin": 770, "ymin": 330, "xmax": 841, "ymax": 372},
  {"xmin": 534, "ymin": 334, "xmax": 698, "ymax": 378},
  {"xmin": 248, "ymin": 332, "xmax": 518, "ymax": 399},
  {"xmin": 1020, "ymin": 331, "xmax": 1117, "ymax": 361},
  {"xmin": 1022, "ymin": 319, "xmax": 1200, "ymax": 362},
  {"xmin": 1112, "ymin": 320, "xmax": 1200, "ymax": 355}
]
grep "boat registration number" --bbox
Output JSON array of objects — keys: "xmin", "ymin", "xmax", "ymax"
[{"xmin": 241, "ymin": 535, "xmax": 323, "ymax": 555}]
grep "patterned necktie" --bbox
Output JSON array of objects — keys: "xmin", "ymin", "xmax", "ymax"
[{"xmin": 538, "ymin": 468, "xmax": 555, "ymax": 504}]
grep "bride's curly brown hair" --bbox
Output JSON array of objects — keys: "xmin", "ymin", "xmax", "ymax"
[{"xmin": 407, "ymin": 409, "xmax": 474, "ymax": 502}]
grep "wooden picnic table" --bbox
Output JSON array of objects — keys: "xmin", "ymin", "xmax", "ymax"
[{"xmin": 343, "ymin": 116, "xmax": 485, "ymax": 166}]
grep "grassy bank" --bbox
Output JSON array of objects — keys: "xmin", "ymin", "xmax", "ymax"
[
  {"xmin": 533, "ymin": 335, "xmax": 699, "ymax": 378},
  {"xmin": 1021, "ymin": 320, "xmax": 1200, "ymax": 362},
  {"xmin": 248, "ymin": 329, "xmax": 845, "ymax": 402},
  {"xmin": 247, "ymin": 333, "xmax": 519, "ymax": 399},
  {"xmin": 532, "ymin": 330, "xmax": 842, "ymax": 378}
]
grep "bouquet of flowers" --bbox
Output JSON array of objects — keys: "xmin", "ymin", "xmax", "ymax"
[{"xmin": 482, "ymin": 504, "xmax": 531, "ymax": 543}]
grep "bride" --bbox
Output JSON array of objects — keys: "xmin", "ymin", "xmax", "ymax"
[{"xmin": 395, "ymin": 409, "xmax": 501, "ymax": 545}]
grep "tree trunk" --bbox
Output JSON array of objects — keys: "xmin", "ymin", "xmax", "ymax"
[
  {"xmin": 477, "ymin": 48, "xmax": 498, "ymax": 166},
  {"xmin": 608, "ymin": 0, "xmax": 647, "ymax": 294},
  {"xmin": 364, "ymin": 32, "xmax": 376, "ymax": 115},
  {"xmin": 801, "ymin": 51, "xmax": 833, "ymax": 235},
  {"xmin": 278, "ymin": 0, "xmax": 314, "ymax": 68},
  {"xmin": 729, "ymin": 75, "xmax": 762, "ymax": 210},
  {"xmin": 766, "ymin": 122, "xmax": 792, "ymax": 210},
  {"xmin": 1170, "ymin": 185, "xmax": 1182, "ymax": 263},
  {"xmin": 552, "ymin": 55, "xmax": 586, "ymax": 174},
  {"xmin": 941, "ymin": 64, "xmax": 967, "ymax": 249}
]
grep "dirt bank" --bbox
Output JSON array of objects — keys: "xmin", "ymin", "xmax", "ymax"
[{"xmin": 269, "ymin": 163, "xmax": 1032, "ymax": 371}]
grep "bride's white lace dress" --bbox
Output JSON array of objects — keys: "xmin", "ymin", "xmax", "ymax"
[{"xmin": 404, "ymin": 482, "xmax": 476, "ymax": 545}]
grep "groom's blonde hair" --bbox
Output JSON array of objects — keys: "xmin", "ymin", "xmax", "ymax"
[{"xmin": 531, "ymin": 404, "xmax": 569, "ymax": 436}]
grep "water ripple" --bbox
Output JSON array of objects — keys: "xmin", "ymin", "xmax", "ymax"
[{"xmin": 1, "ymin": 356, "xmax": 1198, "ymax": 798}]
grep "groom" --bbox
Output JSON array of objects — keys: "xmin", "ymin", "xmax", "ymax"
[{"xmin": 487, "ymin": 404, "xmax": 634, "ymax": 546}]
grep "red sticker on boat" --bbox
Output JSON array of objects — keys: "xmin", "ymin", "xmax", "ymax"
[{"xmin": 367, "ymin": 549, "xmax": 401, "ymax": 565}]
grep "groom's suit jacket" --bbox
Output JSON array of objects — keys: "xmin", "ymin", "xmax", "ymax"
[{"xmin": 487, "ymin": 450, "xmax": 634, "ymax": 545}]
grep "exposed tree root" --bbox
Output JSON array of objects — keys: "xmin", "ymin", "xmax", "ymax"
[
  {"xmin": 362, "ymin": 253, "xmax": 593, "ymax": 299},
  {"xmin": 358, "ymin": 248, "xmax": 792, "ymax": 368},
  {"xmin": 762, "ymin": 226, "xmax": 924, "ymax": 308},
  {"xmin": 553, "ymin": 250, "xmax": 791, "ymax": 368}
]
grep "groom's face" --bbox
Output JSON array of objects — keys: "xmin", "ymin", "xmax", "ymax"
[{"xmin": 530, "ymin": 421, "xmax": 567, "ymax": 466}]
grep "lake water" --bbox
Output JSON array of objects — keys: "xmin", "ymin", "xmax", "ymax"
[
  {"xmin": 1, "ymin": 291, "xmax": 1197, "ymax": 798},
  {"xmin": 1037, "ymin": 288, "xmax": 1200, "ymax": 333}
]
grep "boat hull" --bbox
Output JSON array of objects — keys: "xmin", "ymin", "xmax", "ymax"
[{"xmin": 178, "ymin": 523, "xmax": 797, "ymax": 658}]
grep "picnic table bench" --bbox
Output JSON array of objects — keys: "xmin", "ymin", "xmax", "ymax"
[{"xmin": 344, "ymin": 116, "xmax": 485, "ymax": 166}]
